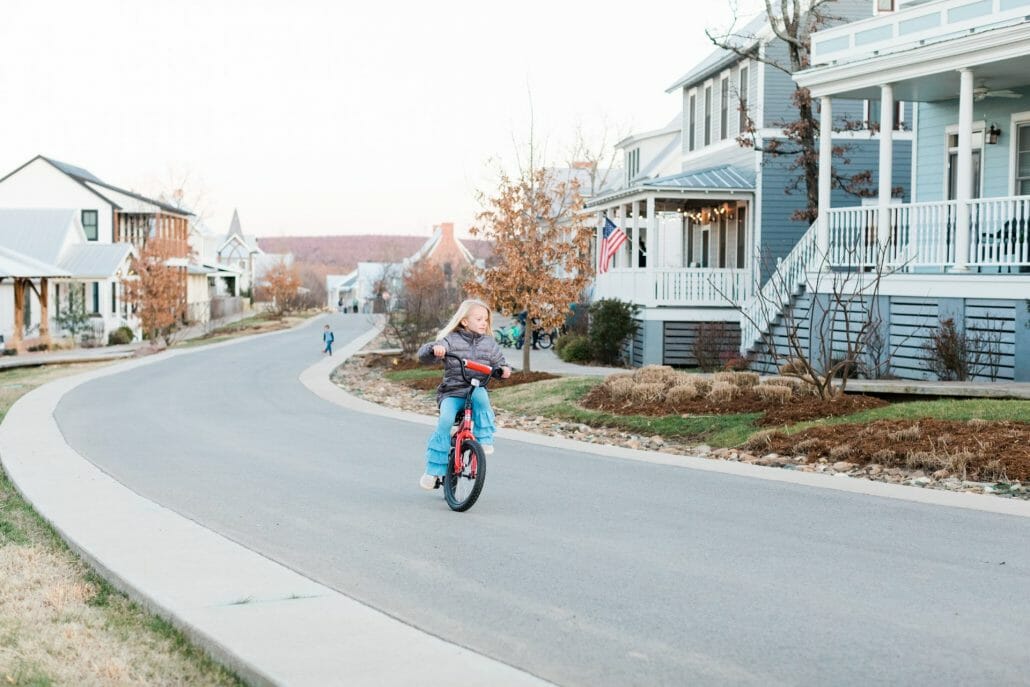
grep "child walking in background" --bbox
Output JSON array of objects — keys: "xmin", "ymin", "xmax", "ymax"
[
  {"xmin": 417, "ymin": 299, "xmax": 510, "ymax": 490},
  {"xmin": 323, "ymin": 324, "xmax": 335, "ymax": 356}
]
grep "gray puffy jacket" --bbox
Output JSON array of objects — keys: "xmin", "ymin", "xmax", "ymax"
[{"xmin": 417, "ymin": 327, "xmax": 508, "ymax": 405}]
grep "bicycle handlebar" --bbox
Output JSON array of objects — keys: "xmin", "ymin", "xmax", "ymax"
[{"xmin": 442, "ymin": 352, "xmax": 504, "ymax": 383}]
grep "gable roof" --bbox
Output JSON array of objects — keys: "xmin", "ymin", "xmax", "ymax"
[
  {"xmin": 0, "ymin": 208, "xmax": 81, "ymax": 265},
  {"xmin": 0, "ymin": 245, "xmax": 68, "ymax": 278},
  {"xmin": 0, "ymin": 156, "xmax": 192, "ymax": 216},
  {"xmin": 59, "ymin": 243, "xmax": 134, "ymax": 279},
  {"xmin": 666, "ymin": 13, "xmax": 767, "ymax": 93}
]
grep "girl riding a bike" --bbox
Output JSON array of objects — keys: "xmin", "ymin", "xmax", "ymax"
[{"xmin": 417, "ymin": 299, "xmax": 510, "ymax": 490}]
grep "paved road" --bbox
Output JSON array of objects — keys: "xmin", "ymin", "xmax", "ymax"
[{"xmin": 56, "ymin": 314, "xmax": 1030, "ymax": 686}]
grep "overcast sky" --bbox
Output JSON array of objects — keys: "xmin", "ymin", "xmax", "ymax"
[{"xmin": 2, "ymin": 0, "xmax": 763, "ymax": 238}]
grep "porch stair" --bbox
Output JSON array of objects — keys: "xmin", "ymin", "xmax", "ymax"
[{"xmin": 739, "ymin": 221, "xmax": 819, "ymax": 358}]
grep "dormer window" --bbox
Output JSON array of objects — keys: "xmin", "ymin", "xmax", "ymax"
[
  {"xmin": 877, "ymin": 0, "xmax": 895, "ymax": 11},
  {"xmin": 622, "ymin": 148, "xmax": 638, "ymax": 184}
]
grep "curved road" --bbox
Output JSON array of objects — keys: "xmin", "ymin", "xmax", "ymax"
[{"xmin": 56, "ymin": 315, "xmax": 1030, "ymax": 686}]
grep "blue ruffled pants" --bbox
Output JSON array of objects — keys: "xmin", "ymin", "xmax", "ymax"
[{"xmin": 424, "ymin": 387, "xmax": 496, "ymax": 477}]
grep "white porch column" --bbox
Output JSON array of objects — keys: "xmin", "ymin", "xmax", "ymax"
[
  {"xmin": 954, "ymin": 68, "xmax": 974, "ymax": 271},
  {"xmin": 818, "ymin": 96, "xmax": 833, "ymax": 262},
  {"xmin": 631, "ymin": 200, "xmax": 640, "ymax": 269},
  {"xmin": 645, "ymin": 195, "xmax": 656, "ymax": 306},
  {"xmin": 877, "ymin": 84, "xmax": 894, "ymax": 246}
]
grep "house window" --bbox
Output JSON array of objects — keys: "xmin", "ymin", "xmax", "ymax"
[
  {"xmin": 627, "ymin": 148, "xmax": 640, "ymax": 181},
  {"xmin": 701, "ymin": 229, "xmax": 710, "ymax": 268},
  {"xmin": 688, "ymin": 94, "xmax": 696, "ymax": 151},
  {"xmin": 739, "ymin": 66, "xmax": 749, "ymax": 133},
  {"xmin": 866, "ymin": 99, "xmax": 902, "ymax": 131},
  {"xmin": 686, "ymin": 221, "xmax": 694, "ymax": 266},
  {"xmin": 55, "ymin": 283, "xmax": 61, "ymax": 316},
  {"xmin": 720, "ymin": 77, "xmax": 729, "ymax": 140},
  {"xmin": 91, "ymin": 282, "xmax": 100, "ymax": 314},
  {"xmin": 704, "ymin": 85, "xmax": 712, "ymax": 146},
  {"xmin": 111, "ymin": 282, "xmax": 117, "ymax": 314},
  {"xmin": 82, "ymin": 210, "xmax": 98, "ymax": 241},
  {"xmin": 1017, "ymin": 123, "xmax": 1030, "ymax": 195}
]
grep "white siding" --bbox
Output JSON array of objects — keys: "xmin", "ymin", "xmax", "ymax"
[{"xmin": 0, "ymin": 159, "xmax": 115, "ymax": 242}]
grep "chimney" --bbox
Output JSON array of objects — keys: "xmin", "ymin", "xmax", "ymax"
[{"xmin": 439, "ymin": 222, "xmax": 455, "ymax": 242}]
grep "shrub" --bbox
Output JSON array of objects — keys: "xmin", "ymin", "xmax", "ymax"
[
  {"xmin": 607, "ymin": 377, "xmax": 636, "ymax": 401},
  {"xmin": 632, "ymin": 365, "xmax": 676, "ymax": 385},
  {"xmin": 871, "ymin": 449, "xmax": 898, "ymax": 465},
  {"xmin": 713, "ymin": 371, "xmax": 759, "ymax": 387},
  {"xmin": 693, "ymin": 322, "xmax": 733, "ymax": 372},
  {"xmin": 755, "ymin": 385, "xmax": 793, "ymax": 404},
  {"xmin": 708, "ymin": 381, "xmax": 737, "ymax": 403},
  {"xmin": 107, "ymin": 326, "xmax": 134, "ymax": 346},
  {"xmin": 1, "ymin": 348, "xmax": 15, "ymax": 357},
  {"xmin": 630, "ymin": 382, "xmax": 665, "ymax": 404},
  {"xmin": 762, "ymin": 377, "xmax": 801, "ymax": 390},
  {"xmin": 689, "ymin": 378, "xmax": 712, "ymax": 396},
  {"xmin": 557, "ymin": 334, "xmax": 592, "ymax": 363},
  {"xmin": 666, "ymin": 384, "xmax": 702, "ymax": 405},
  {"xmin": 588, "ymin": 299, "xmax": 640, "ymax": 365},
  {"xmin": 722, "ymin": 356, "xmax": 751, "ymax": 371},
  {"xmin": 744, "ymin": 429, "xmax": 777, "ymax": 451}
]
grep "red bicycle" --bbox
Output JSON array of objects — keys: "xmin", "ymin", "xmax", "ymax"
[{"xmin": 441, "ymin": 353, "xmax": 502, "ymax": 512}]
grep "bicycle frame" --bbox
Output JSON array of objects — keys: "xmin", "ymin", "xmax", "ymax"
[{"xmin": 450, "ymin": 357, "xmax": 494, "ymax": 477}]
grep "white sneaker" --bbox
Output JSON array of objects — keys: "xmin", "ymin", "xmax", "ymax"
[
  {"xmin": 419, "ymin": 474, "xmax": 439, "ymax": 490},
  {"xmin": 482, "ymin": 444, "xmax": 495, "ymax": 455}
]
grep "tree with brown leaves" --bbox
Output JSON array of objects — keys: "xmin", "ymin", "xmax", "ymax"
[
  {"xmin": 123, "ymin": 237, "xmax": 187, "ymax": 345},
  {"xmin": 263, "ymin": 258, "xmax": 303, "ymax": 318},
  {"xmin": 466, "ymin": 168, "xmax": 593, "ymax": 373}
]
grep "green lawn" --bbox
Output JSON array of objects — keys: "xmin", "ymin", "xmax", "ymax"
[
  {"xmin": 384, "ymin": 367, "xmax": 439, "ymax": 383},
  {"xmin": 489, "ymin": 376, "xmax": 1030, "ymax": 448}
]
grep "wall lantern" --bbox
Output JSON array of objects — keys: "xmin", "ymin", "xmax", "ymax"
[{"xmin": 987, "ymin": 123, "xmax": 1001, "ymax": 145}]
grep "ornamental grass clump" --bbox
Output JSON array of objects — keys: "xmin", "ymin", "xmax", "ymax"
[
  {"xmin": 708, "ymin": 381, "xmax": 737, "ymax": 404},
  {"xmin": 607, "ymin": 377, "xmax": 636, "ymax": 402},
  {"xmin": 630, "ymin": 382, "xmax": 665, "ymax": 404},
  {"xmin": 755, "ymin": 384, "xmax": 793, "ymax": 405},
  {"xmin": 666, "ymin": 384, "xmax": 702, "ymax": 405},
  {"xmin": 633, "ymin": 365, "xmax": 677, "ymax": 385}
]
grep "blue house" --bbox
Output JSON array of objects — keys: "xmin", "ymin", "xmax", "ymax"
[
  {"xmin": 794, "ymin": 0, "xmax": 1030, "ymax": 381},
  {"xmin": 587, "ymin": 1, "xmax": 912, "ymax": 367}
]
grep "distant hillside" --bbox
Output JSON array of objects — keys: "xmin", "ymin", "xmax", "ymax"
[{"xmin": 256, "ymin": 234, "xmax": 493, "ymax": 274}]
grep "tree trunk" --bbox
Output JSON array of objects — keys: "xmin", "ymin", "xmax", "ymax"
[{"xmin": 522, "ymin": 305, "xmax": 532, "ymax": 373}]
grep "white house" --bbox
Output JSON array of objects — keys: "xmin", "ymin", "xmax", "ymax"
[
  {"xmin": 0, "ymin": 208, "xmax": 135, "ymax": 350},
  {"xmin": 0, "ymin": 156, "xmax": 193, "ymax": 341}
]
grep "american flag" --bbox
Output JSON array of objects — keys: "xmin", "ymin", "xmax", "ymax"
[{"xmin": 598, "ymin": 217, "xmax": 628, "ymax": 274}]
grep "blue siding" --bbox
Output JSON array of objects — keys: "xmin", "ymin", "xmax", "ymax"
[
  {"xmin": 759, "ymin": 137, "xmax": 912, "ymax": 278},
  {"xmin": 915, "ymin": 87, "xmax": 1030, "ymax": 201}
]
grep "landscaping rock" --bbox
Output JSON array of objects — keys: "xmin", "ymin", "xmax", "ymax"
[{"xmin": 832, "ymin": 461, "xmax": 856, "ymax": 472}]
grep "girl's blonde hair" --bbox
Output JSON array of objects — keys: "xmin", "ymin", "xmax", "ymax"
[{"xmin": 436, "ymin": 299, "xmax": 493, "ymax": 341}]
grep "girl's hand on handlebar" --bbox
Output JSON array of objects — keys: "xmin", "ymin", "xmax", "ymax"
[
  {"xmin": 433, "ymin": 345, "xmax": 446, "ymax": 358},
  {"xmin": 501, "ymin": 366, "xmax": 511, "ymax": 379}
]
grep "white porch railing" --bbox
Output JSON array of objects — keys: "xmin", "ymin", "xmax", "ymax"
[
  {"xmin": 826, "ymin": 196, "xmax": 1030, "ymax": 269},
  {"xmin": 740, "ymin": 222, "xmax": 819, "ymax": 354},
  {"xmin": 593, "ymin": 267, "xmax": 751, "ymax": 307}
]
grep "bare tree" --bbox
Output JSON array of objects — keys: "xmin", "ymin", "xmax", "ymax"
[
  {"xmin": 706, "ymin": 1, "xmax": 894, "ymax": 222},
  {"xmin": 565, "ymin": 118, "xmax": 627, "ymax": 198}
]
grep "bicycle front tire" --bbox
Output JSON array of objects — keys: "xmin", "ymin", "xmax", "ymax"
[{"xmin": 444, "ymin": 439, "xmax": 486, "ymax": 512}]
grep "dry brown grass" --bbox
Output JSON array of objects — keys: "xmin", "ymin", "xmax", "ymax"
[
  {"xmin": 606, "ymin": 377, "xmax": 636, "ymax": 402},
  {"xmin": 666, "ymin": 385, "xmax": 702, "ymax": 405},
  {"xmin": 0, "ymin": 364, "xmax": 241, "ymax": 687},
  {"xmin": 632, "ymin": 365, "xmax": 677, "ymax": 385},
  {"xmin": 630, "ymin": 382, "xmax": 665, "ymax": 404},
  {"xmin": 888, "ymin": 425, "xmax": 922, "ymax": 442},
  {"xmin": 708, "ymin": 381, "xmax": 737, "ymax": 404},
  {"xmin": 754, "ymin": 385, "xmax": 793, "ymax": 405}
]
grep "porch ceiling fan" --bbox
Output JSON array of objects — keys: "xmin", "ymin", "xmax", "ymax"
[{"xmin": 973, "ymin": 84, "xmax": 1020, "ymax": 101}]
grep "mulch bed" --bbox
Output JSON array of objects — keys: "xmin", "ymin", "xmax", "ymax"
[
  {"xmin": 581, "ymin": 385, "xmax": 889, "ymax": 425},
  {"xmin": 756, "ymin": 419, "xmax": 1030, "ymax": 482}
]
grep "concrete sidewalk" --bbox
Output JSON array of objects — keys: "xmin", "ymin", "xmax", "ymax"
[{"xmin": 0, "ymin": 317, "xmax": 550, "ymax": 687}]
